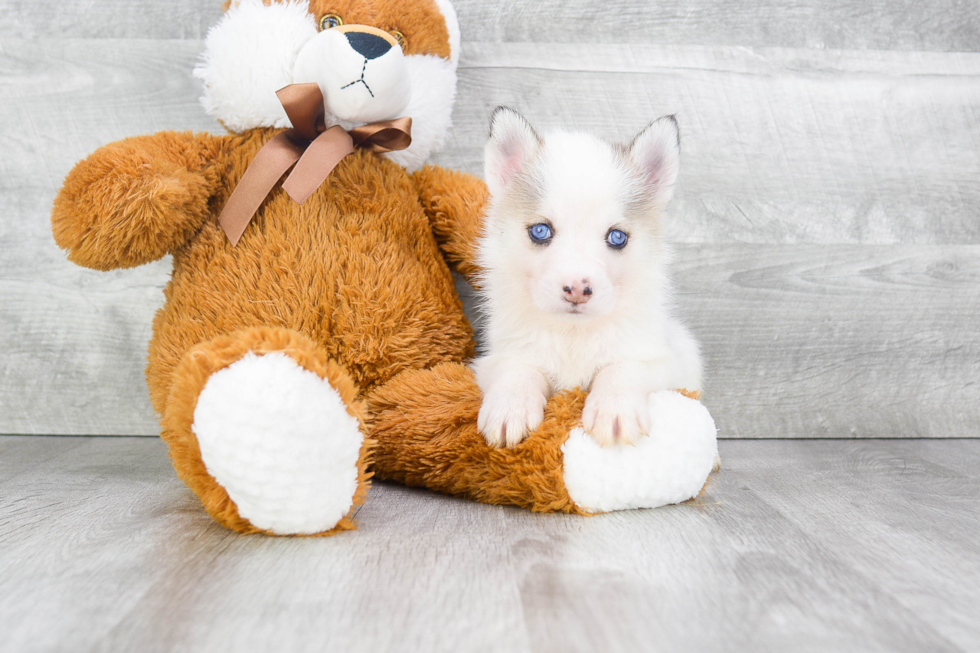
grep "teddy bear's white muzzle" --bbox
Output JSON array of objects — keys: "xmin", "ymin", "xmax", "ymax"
[{"xmin": 293, "ymin": 27, "xmax": 411, "ymax": 124}]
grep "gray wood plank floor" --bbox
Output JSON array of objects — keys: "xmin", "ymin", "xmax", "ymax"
[{"xmin": 1, "ymin": 436, "xmax": 977, "ymax": 653}]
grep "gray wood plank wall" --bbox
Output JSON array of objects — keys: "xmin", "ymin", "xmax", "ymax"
[{"xmin": 1, "ymin": 1, "xmax": 978, "ymax": 437}]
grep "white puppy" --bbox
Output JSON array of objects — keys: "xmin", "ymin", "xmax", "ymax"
[{"xmin": 472, "ymin": 107, "xmax": 703, "ymax": 449}]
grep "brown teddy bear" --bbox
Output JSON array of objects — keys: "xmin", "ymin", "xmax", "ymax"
[{"xmin": 51, "ymin": 0, "xmax": 717, "ymax": 536}]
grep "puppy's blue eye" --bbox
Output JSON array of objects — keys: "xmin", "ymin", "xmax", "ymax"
[
  {"xmin": 528, "ymin": 223, "xmax": 553, "ymax": 243},
  {"xmin": 606, "ymin": 229, "xmax": 629, "ymax": 249}
]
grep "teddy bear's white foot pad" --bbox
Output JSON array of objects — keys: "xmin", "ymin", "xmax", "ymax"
[
  {"xmin": 192, "ymin": 352, "xmax": 363, "ymax": 535},
  {"xmin": 561, "ymin": 390, "xmax": 718, "ymax": 513}
]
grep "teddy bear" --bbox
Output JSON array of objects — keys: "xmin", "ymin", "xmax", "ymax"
[{"xmin": 51, "ymin": 0, "xmax": 718, "ymax": 536}]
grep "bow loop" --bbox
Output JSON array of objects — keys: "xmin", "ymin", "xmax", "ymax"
[
  {"xmin": 218, "ymin": 83, "xmax": 413, "ymax": 246},
  {"xmin": 276, "ymin": 83, "xmax": 326, "ymax": 143},
  {"xmin": 350, "ymin": 118, "xmax": 413, "ymax": 153}
]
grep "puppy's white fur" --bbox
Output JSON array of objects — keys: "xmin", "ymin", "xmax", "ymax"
[{"xmin": 473, "ymin": 108, "xmax": 702, "ymax": 448}]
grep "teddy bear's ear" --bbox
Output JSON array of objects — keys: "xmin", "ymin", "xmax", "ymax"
[
  {"xmin": 431, "ymin": 0, "xmax": 461, "ymax": 68},
  {"xmin": 627, "ymin": 115, "xmax": 681, "ymax": 207},
  {"xmin": 196, "ymin": 0, "xmax": 318, "ymax": 133},
  {"xmin": 484, "ymin": 107, "xmax": 541, "ymax": 197}
]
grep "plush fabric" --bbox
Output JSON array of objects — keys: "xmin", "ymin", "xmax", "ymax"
[
  {"xmin": 161, "ymin": 327, "xmax": 372, "ymax": 535},
  {"xmin": 51, "ymin": 0, "xmax": 716, "ymax": 535},
  {"xmin": 193, "ymin": 350, "xmax": 366, "ymax": 534},
  {"xmin": 368, "ymin": 363, "xmax": 586, "ymax": 513},
  {"xmin": 561, "ymin": 390, "xmax": 717, "ymax": 512},
  {"xmin": 52, "ymin": 131, "xmax": 225, "ymax": 270},
  {"xmin": 368, "ymin": 368, "xmax": 706, "ymax": 513}
]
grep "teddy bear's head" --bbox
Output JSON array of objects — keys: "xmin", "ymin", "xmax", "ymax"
[{"xmin": 196, "ymin": 0, "xmax": 460, "ymax": 170}]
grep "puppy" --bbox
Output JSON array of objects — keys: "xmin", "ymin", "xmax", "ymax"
[{"xmin": 472, "ymin": 107, "xmax": 702, "ymax": 449}]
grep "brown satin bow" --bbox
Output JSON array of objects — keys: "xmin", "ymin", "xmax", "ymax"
[{"xmin": 218, "ymin": 82, "xmax": 412, "ymax": 246}]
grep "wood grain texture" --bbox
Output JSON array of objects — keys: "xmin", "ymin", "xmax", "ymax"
[
  {"xmin": 432, "ymin": 44, "xmax": 980, "ymax": 245},
  {"xmin": 0, "ymin": 2, "xmax": 222, "ymax": 39},
  {"xmin": 5, "ymin": 243, "xmax": 977, "ymax": 437},
  {"xmin": 464, "ymin": 243, "xmax": 980, "ymax": 440},
  {"xmin": 1, "ymin": 437, "xmax": 978, "ymax": 652},
  {"xmin": 453, "ymin": 0, "xmax": 980, "ymax": 52},
  {"xmin": 7, "ymin": 40, "xmax": 979, "ymax": 244},
  {"xmin": 0, "ymin": 40, "xmax": 221, "ymax": 190},
  {"xmin": 0, "ymin": 39, "xmax": 217, "ymax": 436},
  {"xmin": 2, "ymin": 39, "xmax": 978, "ymax": 436},
  {"xmin": 1, "ymin": 0, "xmax": 977, "ymax": 52},
  {"xmin": 674, "ymin": 244, "xmax": 980, "ymax": 439}
]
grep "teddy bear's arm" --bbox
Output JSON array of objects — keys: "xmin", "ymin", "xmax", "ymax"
[
  {"xmin": 411, "ymin": 165, "xmax": 489, "ymax": 285},
  {"xmin": 52, "ymin": 131, "xmax": 228, "ymax": 271}
]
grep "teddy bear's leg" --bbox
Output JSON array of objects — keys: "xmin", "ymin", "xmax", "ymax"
[
  {"xmin": 366, "ymin": 363, "xmax": 717, "ymax": 515},
  {"xmin": 161, "ymin": 327, "xmax": 371, "ymax": 536}
]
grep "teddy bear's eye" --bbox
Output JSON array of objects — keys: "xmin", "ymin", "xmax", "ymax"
[
  {"xmin": 390, "ymin": 30, "xmax": 407, "ymax": 49},
  {"xmin": 319, "ymin": 13, "xmax": 344, "ymax": 31}
]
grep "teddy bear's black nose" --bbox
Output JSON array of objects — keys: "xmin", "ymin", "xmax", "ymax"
[{"xmin": 345, "ymin": 31, "xmax": 392, "ymax": 60}]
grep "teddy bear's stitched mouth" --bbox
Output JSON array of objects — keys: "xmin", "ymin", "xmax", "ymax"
[{"xmin": 340, "ymin": 59, "xmax": 375, "ymax": 98}]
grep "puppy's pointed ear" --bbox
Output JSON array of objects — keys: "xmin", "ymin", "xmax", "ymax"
[
  {"xmin": 628, "ymin": 115, "xmax": 680, "ymax": 207},
  {"xmin": 485, "ymin": 107, "xmax": 541, "ymax": 196}
]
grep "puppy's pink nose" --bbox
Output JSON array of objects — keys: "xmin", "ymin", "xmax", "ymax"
[{"xmin": 562, "ymin": 279, "xmax": 593, "ymax": 304}]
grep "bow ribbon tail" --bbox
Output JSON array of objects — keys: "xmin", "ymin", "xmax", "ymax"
[
  {"xmin": 281, "ymin": 126, "xmax": 354, "ymax": 205},
  {"xmin": 218, "ymin": 132, "xmax": 305, "ymax": 246},
  {"xmin": 217, "ymin": 83, "xmax": 413, "ymax": 246}
]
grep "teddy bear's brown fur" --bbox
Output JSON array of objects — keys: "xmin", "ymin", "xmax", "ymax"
[
  {"xmin": 53, "ymin": 121, "xmax": 501, "ymax": 533},
  {"xmin": 368, "ymin": 367, "xmax": 702, "ymax": 513},
  {"xmin": 51, "ymin": 0, "xmax": 711, "ymax": 536}
]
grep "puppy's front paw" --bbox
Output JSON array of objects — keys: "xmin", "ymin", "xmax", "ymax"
[
  {"xmin": 582, "ymin": 392, "xmax": 652, "ymax": 447},
  {"xmin": 478, "ymin": 389, "xmax": 547, "ymax": 448}
]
